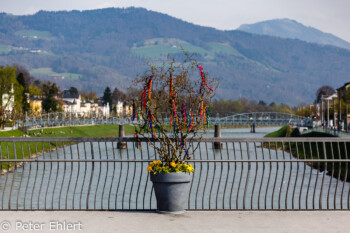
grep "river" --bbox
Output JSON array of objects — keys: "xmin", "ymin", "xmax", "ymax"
[{"xmin": 0, "ymin": 126, "xmax": 348, "ymax": 210}]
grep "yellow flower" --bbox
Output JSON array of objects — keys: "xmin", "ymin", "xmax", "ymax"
[
  {"xmin": 156, "ymin": 160, "xmax": 161, "ymax": 165},
  {"xmin": 170, "ymin": 161, "xmax": 176, "ymax": 167},
  {"xmin": 147, "ymin": 166, "xmax": 152, "ymax": 172},
  {"xmin": 150, "ymin": 162, "xmax": 154, "ymax": 167},
  {"xmin": 186, "ymin": 164, "xmax": 194, "ymax": 172}
]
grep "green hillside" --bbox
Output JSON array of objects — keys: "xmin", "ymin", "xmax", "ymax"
[
  {"xmin": 15, "ymin": 29, "xmax": 56, "ymax": 41},
  {"xmin": 132, "ymin": 38, "xmax": 214, "ymax": 59},
  {"xmin": 0, "ymin": 8, "xmax": 350, "ymax": 105},
  {"xmin": 30, "ymin": 67, "xmax": 82, "ymax": 80}
]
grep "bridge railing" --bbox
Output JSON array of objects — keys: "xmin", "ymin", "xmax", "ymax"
[
  {"xmin": 21, "ymin": 112, "xmax": 308, "ymax": 128},
  {"xmin": 0, "ymin": 137, "xmax": 349, "ymax": 210}
]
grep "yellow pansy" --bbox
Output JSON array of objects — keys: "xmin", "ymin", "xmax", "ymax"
[
  {"xmin": 147, "ymin": 166, "xmax": 152, "ymax": 172},
  {"xmin": 170, "ymin": 161, "xmax": 176, "ymax": 167}
]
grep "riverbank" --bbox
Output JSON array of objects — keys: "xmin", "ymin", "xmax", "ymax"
[
  {"xmin": 0, "ymin": 125, "xmax": 136, "ymax": 172},
  {"xmin": 29, "ymin": 124, "xmax": 135, "ymax": 137},
  {"xmin": 0, "ymin": 124, "xmax": 135, "ymax": 138},
  {"xmin": 265, "ymin": 125, "xmax": 350, "ymax": 182}
]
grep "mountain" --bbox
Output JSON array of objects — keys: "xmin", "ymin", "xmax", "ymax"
[
  {"xmin": 1, "ymin": 8, "xmax": 350, "ymax": 105},
  {"xmin": 237, "ymin": 18, "xmax": 350, "ymax": 50}
]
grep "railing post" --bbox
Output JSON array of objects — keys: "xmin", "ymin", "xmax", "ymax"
[
  {"xmin": 346, "ymin": 104, "xmax": 348, "ymax": 133},
  {"xmin": 214, "ymin": 124, "xmax": 222, "ymax": 149},
  {"xmin": 117, "ymin": 124, "xmax": 127, "ymax": 149},
  {"xmin": 250, "ymin": 122, "xmax": 255, "ymax": 133}
]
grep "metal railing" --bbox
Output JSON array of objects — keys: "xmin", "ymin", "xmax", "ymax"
[
  {"xmin": 20, "ymin": 112, "xmax": 308, "ymax": 129},
  {"xmin": 0, "ymin": 137, "xmax": 349, "ymax": 210}
]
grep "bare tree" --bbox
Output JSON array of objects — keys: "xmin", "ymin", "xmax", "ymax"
[
  {"xmin": 132, "ymin": 54, "xmax": 218, "ymax": 164},
  {"xmin": 315, "ymin": 85, "xmax": 335, "ymax": 103}
]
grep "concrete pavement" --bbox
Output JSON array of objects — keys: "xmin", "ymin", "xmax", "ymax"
[{"xmin": 0, "ymin": 211, "xmax": 349, "ymax": 233}]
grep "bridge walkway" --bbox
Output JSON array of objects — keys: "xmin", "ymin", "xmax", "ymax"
[{"xmin": 0, "ymin": 211, "xmax": 348, "ymax": 233}]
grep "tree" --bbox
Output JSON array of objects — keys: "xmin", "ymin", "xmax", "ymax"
[
  {"xmin": 103, "ymin": 86, "xmax": 113, "ymax": 110},
  {"xmin": 14, "ymin": 65, "xmax": 34, "ymax": 87},
  {"xmin": 42, "ymin": 81, "xmax": 59, "ymax": 113},
  {"xmin": 0, "ymin": 66, "xmax": 23, "ymax": 128},
  {"xmin": 315, "ymin": 85, "xmax": 335, "ymax": 103},
  {"xmin": 80, "ymin": 90, "xmax": 98, "ymax": 101},
  {"xmin": 133, "ymin": 54, "xmax": 218, "ymax": 164},
  {"xmin": 87, "ymin": 91, "xmax": 98, "ymax": 101},
  {"xmin": 16, "ymin": 72, "xmax": 30, "ymax": 114},
  {"xmin": 29, "ymin": 85, "xmax": 43, "ymax": 97},
  {"xmin": 269, "ymin": 102, "xmax": 277, "ymax": 107},
  {"xmin": 112, "ymin": 87, "xmax": 127, "ymax": 102},
  {"xmin": 258, "ymin": 100, "xmax": 267, "ymax": 106},
  {"xmin": 68, "ymin": 86, "xmax": 79, "ymax": 95}
]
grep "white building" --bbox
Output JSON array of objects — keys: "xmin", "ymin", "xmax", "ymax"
[
  {"xmin": 59, "ymin": 90, "xmax": 111, "ymax": 117},
  {"xmin": 78, "ymin": 100, "xmax": 110, "ymax": 117},
  {"xmin": 114, "ymin": 100, "xmax": 123, "ymax": 117},
  {"xmin": 98, "ymin": 102, "xmax": 110, "ymax": 117},
  {"xmin": 61, "ymin": 90, "xmax": 81, "ymax": 113}
]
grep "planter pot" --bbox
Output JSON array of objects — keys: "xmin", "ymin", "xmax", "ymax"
[{"xmin": 150, "ymin": 172, "xmax": 192, "ymax": 214}]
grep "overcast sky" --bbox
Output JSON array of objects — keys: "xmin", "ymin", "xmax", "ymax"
[{"xmin": 2, "ymin": 0, "xmax": 350, "ymax": 42}]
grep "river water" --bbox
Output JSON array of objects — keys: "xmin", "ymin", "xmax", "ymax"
[{"xmin": 0, "ymin": 127, "xmax": 349, "ymax": 210}]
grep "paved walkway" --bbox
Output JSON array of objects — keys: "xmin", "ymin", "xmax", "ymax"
[{"xmin": 0, "ymin": 211, "xmax": 349, "ymax": 233}]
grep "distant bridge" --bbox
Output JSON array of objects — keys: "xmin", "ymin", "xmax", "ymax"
[
  {"xmin": 19, "ymin": 111, "xmax": 309, "ymax": 129},
  {"xmin": 19, "ymin": 112, "xmax": 131, "ymax": 129},
  {"xmin": 208, "ymin": 112, "xmax": 308, "ymax": 126}
]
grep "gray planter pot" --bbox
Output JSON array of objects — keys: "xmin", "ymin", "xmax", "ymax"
[{"xmin": 150, "ymin": 172, "xmax": 192, "ymax": 214}]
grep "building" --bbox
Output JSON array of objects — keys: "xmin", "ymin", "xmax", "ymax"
[
  {"xmin": 29, "ymin": 97, "xmax": 42, "ymax": 115},
  {"xmin": 98, "ymin": 102, "xmax": 110, "ymax": 117},
  {"xmin": 111, "ymin": 100, "xmax": 132, "ymax": 117},
  {"xmin": 337, "ymin": 82, "xmax": 350, "ymax": 126},
  {"xmin": 123, "ymin": 102, "xmax": 132, "ymax": 116},
  {"xmin": 80, "ymin": 101, "xmax": 92, "ymax": 114},
  {"xmin": 61, "ymin": 90, "xmax": 81, "ymax": 112},
  {"xmin": 114, "ymin": 100, "xmax": 124, "ymax": 117}
]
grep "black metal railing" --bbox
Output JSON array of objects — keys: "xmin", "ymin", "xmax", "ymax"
[{"xmin": 0, "ymin": 137, "xmax": 349, "ymax": 210}]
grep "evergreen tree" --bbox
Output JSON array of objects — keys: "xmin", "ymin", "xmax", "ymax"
[
  {"xmin": 16, "ymin": 72, "xmax": 30, "ymax": 113},
  {"xmin": 42, "ymin": 81, "xmax": 59, "ymax": 113},
  {"xmin": 103, "ymin": 86, "xmax": 113, "ymax": 110}
]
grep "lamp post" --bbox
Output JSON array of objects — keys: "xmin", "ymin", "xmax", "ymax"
[
  {"xmin": 333, "ymin": 97, "xmax": 336, "ymax": 129},
  {"xmin": 346, "ymin": 104, "xmax": 348, "ymax": 132},
  {"xmin": 321, "ymin": 95, "xmax": 324, "ymax": 123},
  {"xmin": 327, "ymin": 99, "xmax": 330, "ymax": 127}
]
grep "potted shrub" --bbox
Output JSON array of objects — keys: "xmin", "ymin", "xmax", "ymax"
[{"xmin": 132, "ymin": 54, "xmax": 217, "ymax": 214}]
